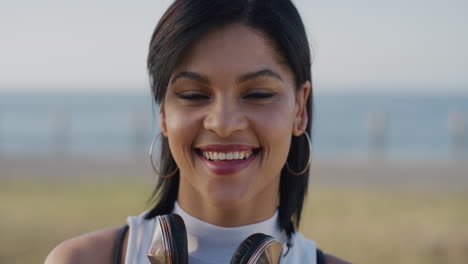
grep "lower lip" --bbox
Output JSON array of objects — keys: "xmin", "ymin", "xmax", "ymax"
[{"xmin": 196, "ymin": 151, "xmax": 258, "ymax": 175}]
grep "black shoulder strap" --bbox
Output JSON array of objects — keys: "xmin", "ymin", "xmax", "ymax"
[
  {"xmin": 316, "ymin": 248, "xmax": 326, "ymax": 264},
  {"xmin": 113, "ymin": 224, "xmax": 129, "ymax": 264}
]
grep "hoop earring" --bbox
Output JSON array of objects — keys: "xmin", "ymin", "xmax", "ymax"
[
  {"xmin": 285, "ymin": 131, "xmax": 312, "ymax": 176},
  {"xmin": 149, "ymin": 133, "xmax": 179, "ymax": 178}
]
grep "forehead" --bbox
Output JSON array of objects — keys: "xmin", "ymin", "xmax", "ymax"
[{"xmin": 174, "ymin": 23, "xmax": 290, "ymax": 79}]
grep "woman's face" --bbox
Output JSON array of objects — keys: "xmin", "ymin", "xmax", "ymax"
[{"xmin": 160, "ymin": 23, "xmax": 310, "ymax": 215}]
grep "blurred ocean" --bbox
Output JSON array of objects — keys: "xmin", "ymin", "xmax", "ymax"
[{"xmin": 0, "ymin": 93, "xmax": 467, "ymax": 159}]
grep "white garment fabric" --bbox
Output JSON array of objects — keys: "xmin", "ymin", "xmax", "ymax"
[{"xmin": 124, "ymin": 203, "xmax": 317, "ymax": 264}]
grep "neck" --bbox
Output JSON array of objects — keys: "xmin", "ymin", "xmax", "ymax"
[
  {"xmin": 177, "ymin": 176, "xmax": 279, "ymax": 227},
  {"xmin": 172, "ymin": 201, "xmax": 285, "ymax": 264}
]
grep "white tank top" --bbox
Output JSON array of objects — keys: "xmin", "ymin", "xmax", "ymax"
[{"xmin": 124, "ymin": 203, "xmax": 317, "ymax": 264}]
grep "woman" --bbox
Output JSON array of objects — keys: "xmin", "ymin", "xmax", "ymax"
[{"xmin": 45, "ymin": 0, "xmax": 350, "ymax": 263}]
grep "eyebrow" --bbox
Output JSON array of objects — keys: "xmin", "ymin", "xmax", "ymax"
[
  {"xmin": 237, "ymin": 69, "xmax": 283, "ymax": 83},
  {"xmin": 171, "ymin": 71, "xmax": 211, "ymax": 85},
  {"xmin": 171, "ymin": 69, "xmax": 283, "ymax": 85}
]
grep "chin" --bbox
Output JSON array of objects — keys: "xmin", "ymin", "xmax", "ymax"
[{"xmin": 205, "ymin": 187, "xmax": 251, "ymax": 209}]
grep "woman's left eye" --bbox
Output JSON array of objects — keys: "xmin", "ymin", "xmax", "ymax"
[
  {"xmin": 243, "ymin": 92, "xmax": 277, "ymax": 99},
  {"xmin": 175, "ymin": 92, "xmax": 210, "ymax": 100}
]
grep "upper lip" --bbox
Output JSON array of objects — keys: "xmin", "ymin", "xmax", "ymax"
[{"xmin": 195, "ymin": 144, "xmax": 259, "ymax": 152}]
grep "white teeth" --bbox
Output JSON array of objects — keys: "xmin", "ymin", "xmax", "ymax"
[{"xmin": 201, "ymin": 150, "xmax": 255, "ymax": 161}]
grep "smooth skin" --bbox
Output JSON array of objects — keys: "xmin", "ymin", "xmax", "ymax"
[
  {"xmin": 161, "ymin": 23, "xmax": 308, "ymax": 227},
  {"xmin": 45, "ymin": 24, "xmax": 350, "ymax": 264}
]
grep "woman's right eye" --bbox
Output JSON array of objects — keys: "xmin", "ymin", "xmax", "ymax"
[{"xmin": 175, "ymin": 92, "xmax": 210, "ymax": 100}]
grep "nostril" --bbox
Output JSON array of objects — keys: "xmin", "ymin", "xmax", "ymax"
[{"xmin": 203, "ymin": 111, "xmax": 249, "ymax": 137}]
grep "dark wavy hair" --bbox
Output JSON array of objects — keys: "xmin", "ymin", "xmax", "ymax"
[{"xmin": 144, "ymin": 0, "xmax": 312, "ymax": 240}]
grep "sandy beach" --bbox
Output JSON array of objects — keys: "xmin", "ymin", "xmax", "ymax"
[
  {"xmin": 1, "ymin": 154, "xmax": 467, "ymax": 264},
  {"xmin": 1, "ymin": 154, "xmax": 467, "ymax": 189}
]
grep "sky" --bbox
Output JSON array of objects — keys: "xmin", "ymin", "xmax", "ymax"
[{"xmin": 0, "ymin": 0, "xmax": 467, "ymax": 93}]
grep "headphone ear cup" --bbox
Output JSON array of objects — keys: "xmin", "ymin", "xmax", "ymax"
[
  {"xmin": 230, "ymin": 234, "xmax": 260, "ymax": 264},
  {"xmin": 230, "ymin": 233, "xmax": 282, "ymax": 264},
  {"xmin": 166, "ymin": 214, "xmax": 188, "ymax": 264},
  {"xmin": 148, "ymin": 214, "xmax": 188, "ymax": 264}
]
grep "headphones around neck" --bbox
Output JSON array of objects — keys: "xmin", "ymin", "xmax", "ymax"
[{"xmin": 147, "ymin": 214, "xmax": 283, "ymax": 264}]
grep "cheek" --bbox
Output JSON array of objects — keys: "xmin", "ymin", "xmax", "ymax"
[
  {"xmin": 164, "ymin": 106, "xmax": 201, "ymax": 163},
  {"xmin": 254, "ymin": 98, "xmax": 296, "ymax": 137},
  {"xmin": 165, "ymin": 108, "xmax": 194, "ymax": 131},
  {"xmin": 250, "ymin": 102, "xmax": 295, "ymax": 170}
]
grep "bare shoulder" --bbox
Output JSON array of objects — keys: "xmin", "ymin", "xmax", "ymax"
[
  {"xmin": 324, "ymin": 253, "xmax": 352, "ymax": 264},
  {"xmin": 44, "ymin": 226, "xmax": 124, "ymax": 264}
]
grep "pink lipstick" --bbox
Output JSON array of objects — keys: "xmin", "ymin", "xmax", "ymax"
[{"xmin": 194, "ymin": 144, "xmax": 260, "ymax": 175}]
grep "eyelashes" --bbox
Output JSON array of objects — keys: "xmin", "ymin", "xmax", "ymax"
[
  {"xmin": 244, "ymin": 92, "xmax": 277, "ymax": 99},
  {"xmin": 175, "ymin": 92, "xmax": 210, "ymax": 100},
  {"xmin": 175, "ymin": 91, "xmax": 277, "ymax": 101}
]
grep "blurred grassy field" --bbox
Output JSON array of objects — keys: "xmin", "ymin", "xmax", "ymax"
[{"xmin": 1, "ymin": 178, "xmax": 467, "ymax": 264}]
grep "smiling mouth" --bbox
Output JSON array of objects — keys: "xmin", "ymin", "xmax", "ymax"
[{"xmin": 194, "ymin": 148, "xmax": 261, "ymax": 162}]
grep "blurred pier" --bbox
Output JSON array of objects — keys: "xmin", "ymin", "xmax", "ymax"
[
  {"xmin": 0, "ymin": 94, "xmax": 467, "ymax": 176},
  {"xmin": 449, "ymin": 111, "xmax": 466, "ymax": 158},
  {"xmin": 368, "ymin": 110, "xmax": 388, "ymax": 160},
  {"xmin": 50, "ymin": 107, "xmax": 71, "ymax": 156},
  {"xmin": 0, "ymin": 103, "xmax": 467, "ymax": 188},
  {"xmin": 2, "ymin": 109, "xmax": 467, "ymax": 159}
]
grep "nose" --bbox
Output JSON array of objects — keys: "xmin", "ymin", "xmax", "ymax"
[{"xmin": 203, "ymin": 97, "xmax": 248, "ymax": 138}]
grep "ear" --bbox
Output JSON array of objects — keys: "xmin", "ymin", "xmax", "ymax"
[
  {"xmin": 159, "ymin": 103, "xmax": 168, "ymax": 137},
  {"xmin": 292, "ymin": 81, "xmax": 311, "ymax": 136}
]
